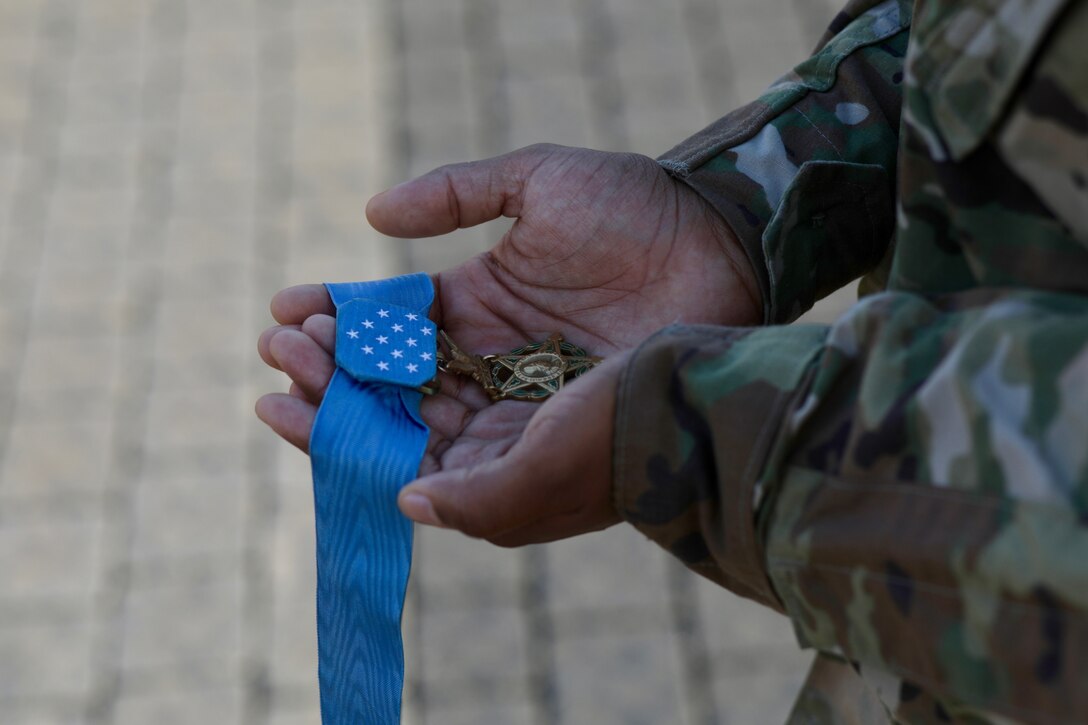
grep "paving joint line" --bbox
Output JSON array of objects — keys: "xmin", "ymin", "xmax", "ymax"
[
  {"xmin": 522, "ymin": 546, "xmax": 560, "ymax": 725},
  {"xmin": 465, "ymin": 0, "xmax": 511, "ymax": 158},
  {"xmin": 667, "ymin": 560, "xmax": 721, "ymax": 725},
  {"xmin": 382, "ymin": 0, "xmax": 416, "ymax": 276},
  {"xmin": 574, "ymin": 0, "xmax": 629, "ymax": 151},
  {"xmin": 83, "ymin": 0, "xmax": 186, "ymax": 720},
  {"xmin": 242, "ymin": 1, "xmax": 297, "ymax": 723},
  {"xmin": 0, "ymin": 0, "xmax": 79, "ymax": 500},
  {"xmin": 682, "ymin": 0, "xmax": 739, "ymax": 120}
]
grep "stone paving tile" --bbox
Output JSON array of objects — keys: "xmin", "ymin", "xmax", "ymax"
[
  {"xmin": 419, "ymin": 603, "xmax": 530, "ymax": 704},
  {"xmin": 130, "ymin": 474, "xmax": 244, "ymax": 559},
  {"xmin": 269, "ymin": 507, "xmax": 319, "ymax": 693},
  {"xmin": 4, "ymin": 704, "xmax": 87, "ymax": 725},
  {"xmin": 554, "ymin": 630, "xmax": 688, "ymax": 725},
  {"xmin": 1, "ymin": 421, "xmax": 111, "ymax": 495},
  {"xmin": 414, "ymin": 526, "xmax": 523, "ymax": 605},
  {"xmin": 118, "ymin": 651, "xmax": 242, "ymax": 703},
  {"xmin": 0, "ymin": 520, "xmax": 99, "ymax": 602},
  {"xmin": 27, "ymin": 263, "xmax": 124, "ymax": 340},
  {"xmin": 714, "ymin": 662, "xmax": 810, "ymax": 725},
  {"xmin": 607, "ymin": 0, "xmax": 706, "ymax": 153},
  {"xmin": 720, "ymin": 4, "xmax": 815, "ymax": 105},
  {"xmin": 162, "ymin": 216, "xmax": 253, "ymax": 267},
  {"xmin": 423, "ymin": 701, "xmax": 537, "ymax": 725},
  {"xmin": 268, "ymin": 705, "xmax": 323, "ymax": 725},
  {"xmin": 697, "ymin": 581, "xmax": 798, "ymax": 657},
  {"xmin": 267, "ymin": 447, "xmax": 319, "ymax": 698},
  {"xmin": 0, "ymin": 615, "xmax": 94, "ymax": 702},
  {"xmin": 18, "ymin": 336, "xmax": 115, "ymax": 400},
  {"xmin": 140, "ymin": 443, "xmax": 249, "ymax": 485},
  {"xmin": 120, "ymin": 564, "xmax": 242, "ymax": 672},
  {"xmin": 111, "ymin": 686, "xmax": 242, "ymax": 725},
  {"xmin": 144, "ymin": 388, "xmax": 248, "ymax": 451},
  {"xmin": 692, "ymin": 574, "xmax": 811, "ymax": 721},
  {"xmin": 547, "ymin": 526, "xmax": 672, "ymax": 615}
]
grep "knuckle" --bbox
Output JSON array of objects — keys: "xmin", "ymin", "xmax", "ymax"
[
  {"xmin": 438, "ymin": 170, "xmax": 463, "ymax": 227},
  {"xmin": 523, "ymin": 142, "xmax": 557, "ymax": 155}
]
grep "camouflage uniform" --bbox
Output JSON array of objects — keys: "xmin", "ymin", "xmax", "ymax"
[{"xmin": 614, "ymin": 1, "xmax": 1088, "ymax": 722}]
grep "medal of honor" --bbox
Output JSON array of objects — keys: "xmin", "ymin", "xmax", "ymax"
[
  {"xmin": 308, "ymin": 273, "xmax": 603, "ymax": 724},
  {"xmin": 435, "ymin": 331, "xmax": 602, "ymax": 401}
]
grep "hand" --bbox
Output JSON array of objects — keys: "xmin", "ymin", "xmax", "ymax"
[
  {"xmin": 258, "ymin": 301, "xmax": 628, "ymax": 545},
  {"xmin": 257, "ymin": 144, "xmax": 759, "ymax": 544},
  {"xmin": 373, "ymin": 143, "xmax": 761, "ymax": 342}
]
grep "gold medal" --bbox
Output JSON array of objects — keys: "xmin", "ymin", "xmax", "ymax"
[{"xmin": 432, "ymin": 331, "xmax": 602, "ymax": 402}]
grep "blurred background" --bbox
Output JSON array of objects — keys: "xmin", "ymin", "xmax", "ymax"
[{"xmin": 0, "ymin": 0, "xmax": 855, "ymax": 722}]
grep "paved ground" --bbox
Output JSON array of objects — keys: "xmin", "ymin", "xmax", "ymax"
[{"xmin": 0, "ymin": 0, "xmax": 854, "ymax": 723}]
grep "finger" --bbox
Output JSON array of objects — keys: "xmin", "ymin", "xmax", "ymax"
[
  {"xmin": 268, "ymin": 329, "xmax": 336, "ymax": 403},
  {"xmin": 289, "ymin": 382, "xmax": 309, "ymax": 401},
  {"xmin": 300, "ymin": 313, "xmax": 336, "ymax": 356},
  {"xmin": 365, "ymin": 144, "xmax": 559, "ymax": 238},
  {"xmin": 400, "ymin": 355, "xmax": 623, "ymax": 541},
  {"xmin": 258, "ymin": 324, "xmax": 301, "ymax": 371},
  {"xmin": 270, "ymin": 284, "xmax": 335, "ymax": 325},
  {"xmin": 398, "ymin": 452, "xmax": 555, "ymax": 538},
  {"xmin": 255, "ymin": 393, "xmax": 316, "ymax": 453},
  {"xmin": 399, "ymin": 408, "xmax": 595, "ymax": 538}
]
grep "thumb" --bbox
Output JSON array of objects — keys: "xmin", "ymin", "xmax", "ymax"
[
  {"xmin": 365, "ymin": 143, "xmax": 561, "ymax": 238},
  {"xmin": 398, "ymin": 449, "xmax": 558, "ymax": 540},
  {"xmin": 397, "ymin": 354, "xmax": 626, "ymax": 541}
]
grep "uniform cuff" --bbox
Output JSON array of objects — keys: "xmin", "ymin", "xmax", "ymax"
[
  {"xmin": 612, "ymin": 323, "xmax": 826, "ymax": 611},
  {"xmin": 656, "ymin": 1, "xmax": 910, "ymax": 323}
]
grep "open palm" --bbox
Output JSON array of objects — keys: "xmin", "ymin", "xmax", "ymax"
[{"xmin": 257, "ymin": 144, "xmax": 758, "ymax": 542}]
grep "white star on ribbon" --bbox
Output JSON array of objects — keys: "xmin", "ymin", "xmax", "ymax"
[
  {"xmin": 377, "ymin": 309, "xmax": 390, "ymax": 318},
  {"xmin": 347, "ymin": 329, "xmax": 359, "ymax": 339},
  {"xmin": 406, "ymin": 338, "xmax": 417, "ymax": 347},
  {"xmin": 420, "ymin": 352, "xmax": 433, "ymax": 361},
  {"xmin": 377, "ymin": 361, "xmax": 390, "ymax": 371},
  {"xmin": 421, "ymin": 328, "xmax": 432, "ymax": 336},
  {"xmin": 377, "ymin": 335, "xmax": 389, "ymax": 344},
  {"xmin": 392, "ymin": 323, "xmax": 404, "ymax": 333},
  {"xmin": 362, "ymin": 320, "xmax": 375, "ymax": 329},
  {"xmin": 362, "ymin": 345, "xmax": 374, "ymax": 355},
  {"xmin": 406, "ymin": 313, "xmax": 419, "ymax": 321},
  {"xmin": 407, "ymin": 363, "xmax": 418, "ymax": 373},
  {"xmin": 391, "ymin": 349, "xmax": 403, "ymax": 359}
]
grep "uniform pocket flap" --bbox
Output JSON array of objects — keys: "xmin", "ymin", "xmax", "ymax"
[
  {"xmin": 762, "ymin": 161, "xmax": 894, "ymax": 322},
  {"xmin": 916, "ymin": 0, "xmax": 1072, "ymax": 160}
]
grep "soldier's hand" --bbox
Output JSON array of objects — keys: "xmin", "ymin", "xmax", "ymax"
[
  {"xmin": 257, "ymin": 303, "xmax": 626, "ymax": 544},
  {"xmin": 396, "ymin": 352, "xmax": 628, "ymax": 545},
  {"xmin": 366, "ymin": 143, "xmax": 761, "ymax": 336},
  {"xmin": 257, "ymin": 143, "xmax": 759, "ymax": 541}
]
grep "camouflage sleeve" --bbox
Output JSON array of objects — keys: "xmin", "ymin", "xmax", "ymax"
[
  {"xmin": 614, "ymin": 288, "xmax": 1088, "ymax": 721},
  {"xmin": 658, "ymin": 0, "xmax": 912, "ymax": 324}
]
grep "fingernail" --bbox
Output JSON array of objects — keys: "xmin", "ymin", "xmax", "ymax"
[{"xmin": 400, "ymin": 492, "xmax": 442, "ymax": 527}]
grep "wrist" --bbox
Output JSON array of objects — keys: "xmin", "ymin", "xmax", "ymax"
[
  {"xmin": 671, "ymin": 177, "xmax": 764, "ymax": 327},
  {"xmin": 708, "ymin": 206, "xmax": 763, "ymax": 327}
]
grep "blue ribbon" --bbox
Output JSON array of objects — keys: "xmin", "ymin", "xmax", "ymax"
[{"xmin": 309, "ymin": 273, "xmax": 435, "ymax": 723}]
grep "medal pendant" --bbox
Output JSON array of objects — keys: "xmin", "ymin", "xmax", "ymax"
[
  {"xmin": 435, "ymin": 331, "xmax": 601, "ymax": 402},
  {"xmin": 483, "ymin": 333, "xmax": 600, "ymax": 401}
]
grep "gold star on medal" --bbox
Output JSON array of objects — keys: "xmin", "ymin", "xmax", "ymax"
[{"xmin": 484, "ymin": 333, "xmax": 601, "ymax": 401}]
